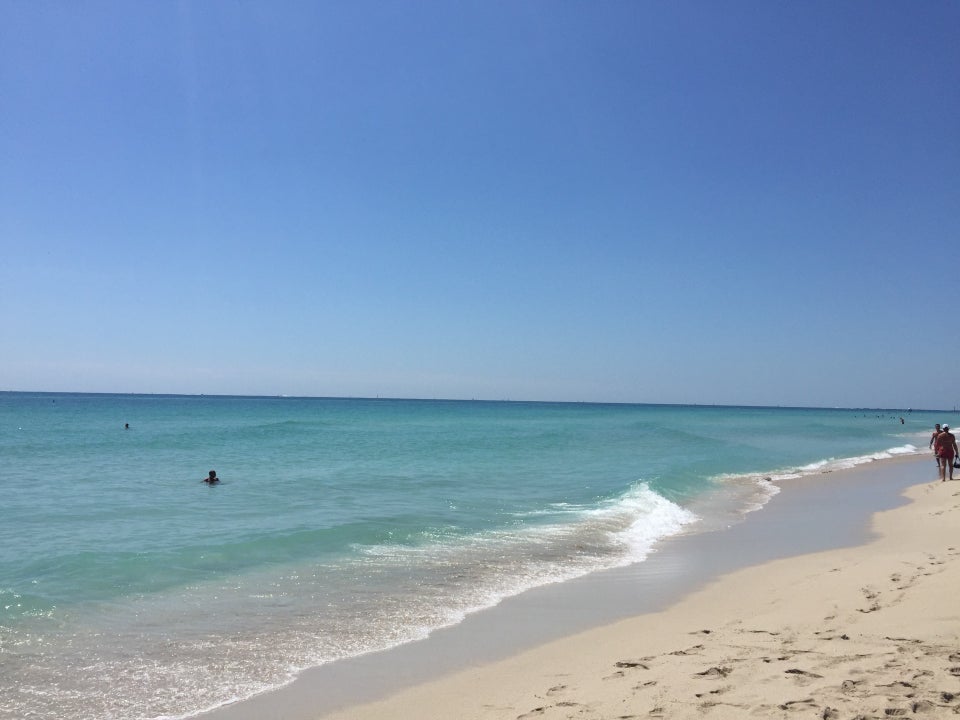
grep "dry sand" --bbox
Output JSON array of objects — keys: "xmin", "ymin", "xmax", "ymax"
[{"xmin": 320, "ymin": 463, "xmax": 960, "ymax": 719}]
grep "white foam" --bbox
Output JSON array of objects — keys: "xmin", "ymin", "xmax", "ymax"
[
  {"xmin": 586, "ymin": 483, "xmax": 698, "ymax": 562},
  {"xmin": 355, "ymin": 482, "xmax": 698, "ymax": 604},
  {"xmin": 709, "ymin": 443, "xmax": 925, "ymax": 518}
]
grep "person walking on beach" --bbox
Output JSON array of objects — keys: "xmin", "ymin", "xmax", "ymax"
[
  {"xmin": 933, "ymin": 425, "xmax": 958, "ymax": 482},
  {"xmin": 930, "ymin": 423, "xmax": 943, "ymax": 472}
]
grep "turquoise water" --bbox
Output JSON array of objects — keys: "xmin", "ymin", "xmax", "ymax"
[{"xmin": 0, "ymin": 393, "xmax": 946, "ymax": 720}]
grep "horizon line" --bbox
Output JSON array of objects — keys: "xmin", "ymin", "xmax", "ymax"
[{"xmin": 0, "ymin": 389, "xmax": 946, "ymax": 414}]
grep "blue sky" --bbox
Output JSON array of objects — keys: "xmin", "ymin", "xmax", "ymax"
[{"xmin": 2, "ymin": 1, "xmax": 958, "ymax": 408}]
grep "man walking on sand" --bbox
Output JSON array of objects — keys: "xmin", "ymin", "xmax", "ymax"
[
  {"xmin": 930, "ymin": 423, "xmax": 942, "ymax": 473},
  {"xmin": 934, "ymin": 424, "xmax": 958, "ymax": 482}
]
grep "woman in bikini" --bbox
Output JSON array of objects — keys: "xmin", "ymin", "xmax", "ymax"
[{"xmin": 934, "ymin": 425, "xmax": 958, "ymax": 482}]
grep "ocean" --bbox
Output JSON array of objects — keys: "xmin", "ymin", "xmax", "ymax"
[{"xmin": 0, "ymin": 393, "xmax": 945, "ymax": 720}]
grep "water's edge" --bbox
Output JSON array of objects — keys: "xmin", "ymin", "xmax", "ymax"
[{"xmin": 200, "ymin": 453, "xmax": 931, "ymax": 720}]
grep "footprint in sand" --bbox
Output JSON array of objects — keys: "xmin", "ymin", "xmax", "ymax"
[
  {"xmin": 778, "ymin": 697, "xmax": 816, "ymax": 711},
  {"xmin": 615, "ymin": 661, "xmax": 650, "ymax": 670},
  {"xmin": 858, "ymin": 587, "xmax": 882, "ymax": 613},
  {"xmin": 884, "ymin": 635, "xmax": 921, "ymax": 644},
  {"xmin": 517, "ymin": 707, "xmax": 546, "ymax": 719},
  {"xmin": 669, "ymin": 644, "xmax": 704, "ymax": 656},
  {"xmin": 840, "ymin": 679, "xmax": 863, "ymax": 694},
  {"xmin": 876, "ymin": 680, "xmax": 914, "ymax": 691},
  {"xmin": 890, "ymin": 572, "xmax": 913, "ymax": 590}
]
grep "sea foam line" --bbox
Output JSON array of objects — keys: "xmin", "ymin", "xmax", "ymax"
[
  {"xmin": 709, "ymin": 443, "xmax": 923, "ymax": 516},
  {"xmin": 761, "ymin": 443, "xmax": 919, "ymax": 483}
]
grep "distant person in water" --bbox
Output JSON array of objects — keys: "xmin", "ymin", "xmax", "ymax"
[
  {"xmin": 934, "ymin": 426, "xmax": 958, "ymax": 482},
  {"xmin": 204, "ymin": 470, "xmax": 220, "ymax": 485},
  {"xmin": 124, "ymin": 423, "xmax": 129, "ymax": 429},
  {"xmin": 930, "ymin": 424, "xmax": 943, "ymax": 471}
]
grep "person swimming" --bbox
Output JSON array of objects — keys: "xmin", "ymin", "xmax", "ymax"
[{"xmin": 204, "ymin": 470, "xmax": 220, "ymax": 485}]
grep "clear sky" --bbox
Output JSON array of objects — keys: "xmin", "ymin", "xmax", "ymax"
[{"xmin": 2, "ymin": 1, "xmax": 958, "ymax": 408}]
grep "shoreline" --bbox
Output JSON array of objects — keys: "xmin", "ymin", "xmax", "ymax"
[{"xmin": 201, "ymin": 453, "xmax": 943, "ymax": 720}]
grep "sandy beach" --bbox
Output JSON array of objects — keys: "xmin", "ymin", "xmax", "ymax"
[
  {"xmin": 310, "ymin": 456, "xmax": 959, "ymax": 720},
  {"xmin": 197, "ymin": 453, "xmax": 960, "ymax": 720}
]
